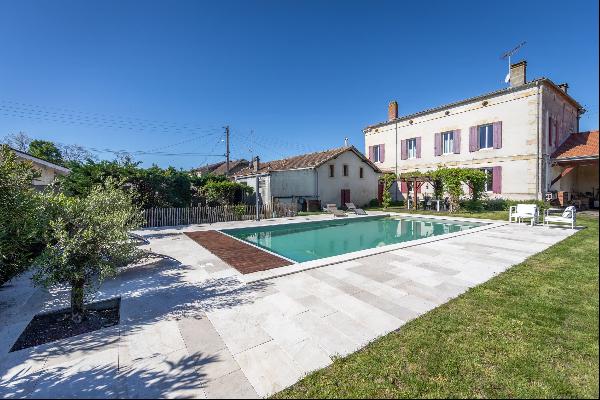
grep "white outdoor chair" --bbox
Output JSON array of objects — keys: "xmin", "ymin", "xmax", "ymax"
[
  {"xmin": 509, "ymin": 204, "xmax": 539, "ymax": 226},
  {"xmin": 544, "ymin": 206, "xmax": 577, "ymax": 229},
  {"xmin": 345, "ymin": 202, "xmax": 367, "ymax": 215}
]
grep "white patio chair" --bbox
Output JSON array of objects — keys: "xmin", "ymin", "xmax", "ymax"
[
  {"xmin": 509, "ymin": 204, "xmax": 539, "ymax": 226},
  {"xmin": 544, "ymin": 206, "xmax": 577, "ymax": 229}
]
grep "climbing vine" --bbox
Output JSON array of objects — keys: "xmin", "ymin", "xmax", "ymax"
[{"xmin": 380, "ymin": 173, "xmax": 396, "ymax": 209}]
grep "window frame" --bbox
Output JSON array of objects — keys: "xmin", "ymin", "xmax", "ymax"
[
  {"xmin": 329, "ymin": 164, "xmax": 335, "ymax": 178},
  {"xmin": 343, "ymin": 164, "xmax": 349, "ymax": 177},
  {"xmin": 478, "ymin": 124, "xmax": 494, "ymax": 149},
  {"xmin": 442, "ymin": 131, "xmax": 454, "ymax": 155},
  {"xmin": 407, "ymin": 138, "xmax": 417, "ymax": 159},
  {"xmin": 480, "ymin": 167, "xmax": 494, "ymax": 192},
  {"xmin": 372, "ymin": 144, "xmax": 381, "ymax": 163},
  {"xmin": 359, "ymin": 167, "xmax": 364, "ymax": 179}
]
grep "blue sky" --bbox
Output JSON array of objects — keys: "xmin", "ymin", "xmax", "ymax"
[{"xmin": 1, "ymin": 0, "xmax": 598, "ymax": 169}]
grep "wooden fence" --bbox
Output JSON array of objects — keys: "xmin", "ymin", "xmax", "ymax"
[{"xmin": 142, "ymin": 203, "xmax": 299, "ymax": 228}]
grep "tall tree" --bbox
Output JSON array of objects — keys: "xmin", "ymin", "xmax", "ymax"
[
  {"xmin": 28, "ymin": 140, "xmax": 64, "ymax": 165},
  {"xmin": 33, "ymin": 179, "xmax": 144, "ymax": 323}
]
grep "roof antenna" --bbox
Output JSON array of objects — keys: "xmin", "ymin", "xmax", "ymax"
[{"xmin": 500, "ymin": 41, "xmax": 526, "ymax": 84}]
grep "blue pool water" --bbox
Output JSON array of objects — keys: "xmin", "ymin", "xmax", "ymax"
[{"xmin": 222, "ymin": 216, "xmax": 484, "ymax": 263}]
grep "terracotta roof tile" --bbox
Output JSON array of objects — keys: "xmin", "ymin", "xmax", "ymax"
[
  {"xmin": 552, "ymin": 131, "xmax": 599, "ymax": 160},
  {"xmin": 234, "ymin": 146, "xmax": 380, "ymax": 176}
]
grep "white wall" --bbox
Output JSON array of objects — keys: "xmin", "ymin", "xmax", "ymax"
[
  {"xmin": 316, "ymin": 150, "xmax": 380, "ymax": 207},
  {"xmin": 365, "ymin": 81, "xmax": 581, "ymax": 200}
]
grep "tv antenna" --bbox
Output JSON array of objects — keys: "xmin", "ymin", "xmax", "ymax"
[{"xmin": 500, "ymin": 41, "xmax": 526, "ymax": 84}]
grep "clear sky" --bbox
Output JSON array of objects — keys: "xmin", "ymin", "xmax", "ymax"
[{"xmin": 1, "ymin": 0, "xmax": 598, "ymax": 169}]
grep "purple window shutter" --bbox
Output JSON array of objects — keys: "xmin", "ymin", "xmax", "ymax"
[
  {"xmin": 469, "ymin": 126, "xmax": 478, "ymax": 152},
  {"xmin": 368, "ymin": 146, "xmax": 373, "ymax": 161},
  {"xmin": 416, "ymin": 137, "xmax": 422, "ymax": 158},
  {"xmin": 453, "ymin": 129, "xmax": 461, "ymax": 154},
  {"xmin": 492, "ymin": 166, "xmax": 502, "ymax": 194},
  {"xmin": 400, "ymin": 139, "xmax": 407, "ymax": 160},
  {"xmin": 434, "ymin": 133, "xmax": 442, "ymax": 156},
  {"xmin": 380, "ymin": 144, "xmax": 385, "ymax": 162},
  {"xmin": 493, "ymin": 121, "xmax": 502, "ymax": 149}
]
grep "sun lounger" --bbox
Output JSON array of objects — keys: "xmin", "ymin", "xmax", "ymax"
[
  {"xmin": 325, "ymin": 203, "xmax": 347, "ymax": 217},
  {"xmin": 345, "ymin": 202, "xmax": 367, "ymax": 215}
]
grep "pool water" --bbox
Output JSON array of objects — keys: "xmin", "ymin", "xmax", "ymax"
[{"xmin": 222, "ymin": 216, "xmax": 484, "ymax": 263}]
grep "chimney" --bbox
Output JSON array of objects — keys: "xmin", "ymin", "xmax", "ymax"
[
  {"xmin": 344, "ymin": 137, "xmax": 349, "ymax": 147},
  {"xmin": 558, "ymin": 83, "xmax": 569, "ymax": 94},
  {"xmin": 388, "ymin": 100, "xmax": 398, "ymax": 121},
  {"xmin": 253, "ymin": 156, "xmax": 260, "ymax": 173},
  {"xmin": 509, "ymin": 61, "xmax": 527, "ymax": 87}
]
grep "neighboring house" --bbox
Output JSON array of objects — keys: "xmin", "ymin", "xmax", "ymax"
[
  {"xmin": 10, "ymin": 147, "xmax": 70, "ymax": 189},
  {"xmin": 233, "ymin": 146, "xmax": 381, "ymax": 209},
  {"xmin": 549, "ymin": 130, "xmax": 599, "ymax": 208},
  {"xmin": 364, "ymin": 60, "xmax": 587, "ymax": 201},
  {"xmin": 192, "ymin": 159, "xmax": 249, "ymax": 177}
]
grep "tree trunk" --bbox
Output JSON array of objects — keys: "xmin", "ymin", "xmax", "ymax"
[{"xmin": 70, "ymin": 278, "xmax": 85, "ymax": 323}]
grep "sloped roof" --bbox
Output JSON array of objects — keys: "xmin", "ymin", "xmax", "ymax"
[
  {"xmin": 552, "ymin": 131, "xmax": 599, "ymax": 161},
  {"xmin": 234, "ymin": 146, "xmax": 381, "ymax": 177},
  {"xmin": 193, "ymin": 159, "xmax": 250, "ymax": 175},
  {"xmin": 10, "ymin": 147, "xmax": 71, "ymax": 174}
]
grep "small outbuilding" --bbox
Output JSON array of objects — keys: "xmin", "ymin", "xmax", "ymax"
[{"xmin": 233, "ymin": 146, "xmax": 381, "ymax": 210}]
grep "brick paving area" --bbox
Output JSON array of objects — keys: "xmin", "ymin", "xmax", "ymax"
[{"xmin": 185, "ymin": 230, "xmax": 293, "ymax": 274}]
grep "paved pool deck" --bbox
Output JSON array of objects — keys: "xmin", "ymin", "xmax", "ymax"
[{"xmin": 0, "ymin": 212, "xmax": 577, "ymax": 398}]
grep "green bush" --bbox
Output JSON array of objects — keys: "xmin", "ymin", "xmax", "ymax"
[
  {"xmin": 369, "ymin": 198, "xmax": 380, "ymax": 207},
  {"xmin": 460, "ymin": 198, "xmax": 550, "ymax": 212}
]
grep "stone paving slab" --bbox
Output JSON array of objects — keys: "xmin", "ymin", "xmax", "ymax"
[{"xmin": 0, "ymin": 213, "xmax": 578, "ymax": 398}]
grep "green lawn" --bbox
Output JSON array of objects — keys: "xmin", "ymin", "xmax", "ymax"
[{"xmin": 275, "ymin": 214, "xmax": 599, "ymax": 399}]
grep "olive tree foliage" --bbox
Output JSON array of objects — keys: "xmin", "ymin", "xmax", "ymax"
[
  {"xmin": 33, "ymin": 179, "xmax": 145, "ymax": 322},
  {"xmin": 380, "ymin": 173, "xmax": 397, "ymax": 209},
  {"xmin": 0, "ymin": 145, "xmax": 46, "ymax": 284}
]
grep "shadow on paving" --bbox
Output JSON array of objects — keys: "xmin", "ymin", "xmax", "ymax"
[
  {"xmin": 1, "ymin": 252, "xmax": 270, "ymax": 398},
  {"xmin": 3, "ymin": 350, "xmax": 218, "ymax": 398}
]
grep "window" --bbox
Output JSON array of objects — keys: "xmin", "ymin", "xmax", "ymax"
[
  {"xmin": 329, "ymin": 164, "xmax": 334, "ymax": 177},
  {"xmin": 442, "ymin": 131, "xmax": 454, "ymax": 154},
  {"xmin": 480, "ymin": 168, "xmax": 493, "ymax": 192},
  {"xmin": 359, "ymin": 167, "xmax": 364, "ymax": 178},
  {"xmin": 343, "ymin": 165, "xmax": 349, "ymax": 176},
  {"xmin": 372, "ymin": 145, "xmax": 381, "ymax": 162},
  {"xmin": 478, "ymin": 124, "xmax": 493, "ymax": 149},
  {"xmin": 407, "ymin": 138, "xmax": 417, "ymax": 159}
]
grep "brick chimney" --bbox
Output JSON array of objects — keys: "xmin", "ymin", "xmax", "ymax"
[
  {"xmin": 388, "ymin": 101, "xmax": 398, "ymax": 121},
  {"xmin": 253, "ymin": 156, "xmax": 260, "ymax": 173},
  {"xmin": 509, "ymin": 61, "xmax": 527, "ymax": 87},
  {"xmin": 558, "ymin": 83, "xmax": 569, "ymax": 94}
]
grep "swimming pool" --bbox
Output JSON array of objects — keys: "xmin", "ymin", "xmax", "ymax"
[{"xmin": 222, "ymin": 215, "xmax": 485, "ymax": 263}]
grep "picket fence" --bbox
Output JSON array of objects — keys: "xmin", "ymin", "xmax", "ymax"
[{"xmin": 142, "ymin": 203, "xmax": 298, "ymax": 228}]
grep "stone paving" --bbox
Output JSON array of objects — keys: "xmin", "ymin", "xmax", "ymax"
[{"xmin": 0, "ymin": 213, "xmax": 577, "ymax": 398}]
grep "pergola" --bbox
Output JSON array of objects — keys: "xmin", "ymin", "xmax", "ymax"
[{"xmin": 397, "ymin": 173, "xmax": 435, "ymax": 210}]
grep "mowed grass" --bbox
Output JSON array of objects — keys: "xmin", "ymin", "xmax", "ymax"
[{"xmin": 275, "ymin": 215, "xmax": 599, "ymax": 398}]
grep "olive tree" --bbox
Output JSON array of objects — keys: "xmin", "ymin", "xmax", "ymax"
[
  {"xmin": 0, "ymin": 145, "xmax": 45, "ymax": 284},
  {"xmin": 33, "ymin": 180, "xmax": 144, "ymax": 323}
]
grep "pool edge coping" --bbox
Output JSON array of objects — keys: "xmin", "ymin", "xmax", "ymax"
[{"xmin": 240, "ymin": 213, "xmax": 507, "ymax": 283}]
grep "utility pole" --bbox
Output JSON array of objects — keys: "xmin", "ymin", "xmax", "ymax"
[{"xmin": 224, "ymin": 125, "xmax": 230, "ymax": 175}]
